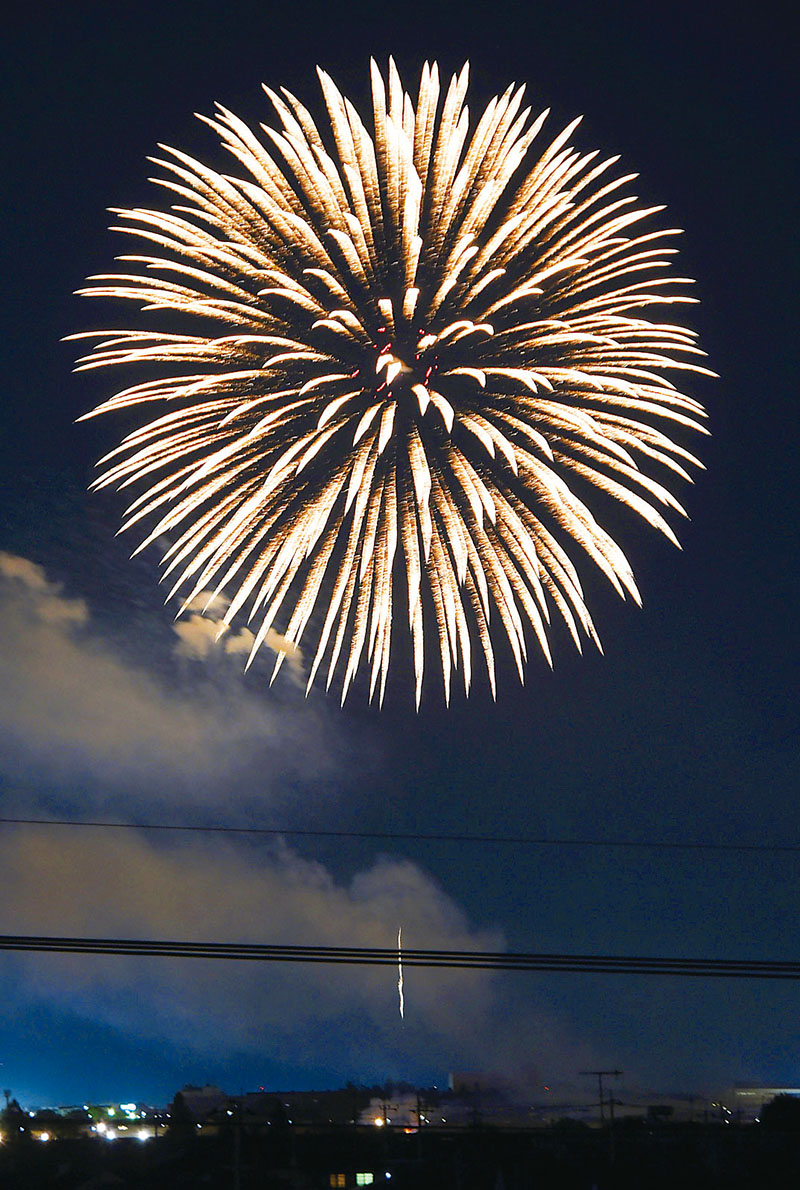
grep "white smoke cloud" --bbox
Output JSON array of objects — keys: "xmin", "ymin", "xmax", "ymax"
[
  {"xmin": 0, "ymin": 826, "xmax": 594, "ymax": 1083},
  {"xmin": 0, "ymin": 552, "xmax": 599, "ymax": 1091},
  {"xmin": 172, "ymin": 590, "xmax": 302, "ymax": 677},
  {"xmin": 0, "ymin": 552, "xmax": 89, "ymax": 625},
  {"xmin": 0, "ymin": 552, "xmax": 348, "ymax": 808}
]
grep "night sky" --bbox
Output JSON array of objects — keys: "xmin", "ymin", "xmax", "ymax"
[{"xmin": 2, "ymin": 0, "xmax": 797, "ymax": 1109}]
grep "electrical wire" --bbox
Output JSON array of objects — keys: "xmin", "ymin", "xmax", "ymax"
[
  {"xmin": 0, "ymin": 816, "xmax": 797, "ymax": 854},
  {"xmin": 2, "ymin": 934, "xmax": 799, "ymax": 978}
]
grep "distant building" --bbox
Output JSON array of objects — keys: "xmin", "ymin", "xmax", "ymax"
[
  {"xmin": 170, "ymin": 1084, "xmax": 227, "ymax": 1120},
  {"xmin": 731, "ymin": 1087, "xmax": 800, "ymax": 1122}
]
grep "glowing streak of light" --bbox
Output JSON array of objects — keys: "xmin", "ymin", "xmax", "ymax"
[
  {"xmin": 75, "ymin": 59, "xmax": 712, "ymax": 705},
  {"xmin": 398, "ymin": 925, "xmax": 405, "ymax": 1020}
]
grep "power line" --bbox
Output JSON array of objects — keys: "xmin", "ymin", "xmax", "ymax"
[
  {"xmin": 2, "ymin": 934, "xmax": 800, "ymax": 978},
  {"xmin": 0, "ymin": 816, "xmax": 798, "ymax": 855}
]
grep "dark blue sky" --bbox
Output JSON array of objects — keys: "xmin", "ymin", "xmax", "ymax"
[{"xmin": 1, "ymin": 0, "xmax": 797, "ymax": 1108}]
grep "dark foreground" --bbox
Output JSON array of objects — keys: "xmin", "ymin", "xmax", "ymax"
[{"xmin": 2, "ymin": 1122, "xmax": 800, "ymax": 1188}]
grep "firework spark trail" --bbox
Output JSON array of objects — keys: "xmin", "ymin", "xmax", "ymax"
[
  {"xmin": 74, "ymin": 59, "xmax": 712, "ymax": 705},
  {"xmin": 397, "ymin": 925, "xmax": 404, "ymax": 1020}
]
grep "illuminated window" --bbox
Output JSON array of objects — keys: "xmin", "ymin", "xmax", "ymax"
[
  {"xmin": 356, "ymin": 1176, "xmax": 374, "ymax": 1186},
  {"xmin": 329, "ymin": 1176, "xmax": 346, "ymax": 1188}
]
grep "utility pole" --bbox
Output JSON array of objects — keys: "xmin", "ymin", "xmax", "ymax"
[
  {"xmin": 232, "ymin": 1099, "xmax": 241, "ymax": 1190},
  {"xmin": 415, "ymin": 1090, "xmax": 425, "ymax": 1161},
  {"xmin": 580, "ymin": 1070, "xmax": 622, "ymax": 1125}
]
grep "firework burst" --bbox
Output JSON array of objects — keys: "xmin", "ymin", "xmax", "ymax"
[{"xmin": 73, "ymin": 59, "xmax": 711, "ymax": 705}]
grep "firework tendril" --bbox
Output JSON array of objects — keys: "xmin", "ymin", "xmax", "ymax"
[{"xmin": 74, "ymin": 59, "xmax": 712, "ymax": 705}]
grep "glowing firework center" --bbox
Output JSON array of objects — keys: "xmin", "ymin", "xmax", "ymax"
[{"xmin": 76, "ymin": 60, "xmax": 710, "ymax": 705}]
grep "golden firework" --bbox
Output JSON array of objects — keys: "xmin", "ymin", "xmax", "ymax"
[{"xmin": 74, "ymin": 60, "xmax": 711, "ymax": 705}]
